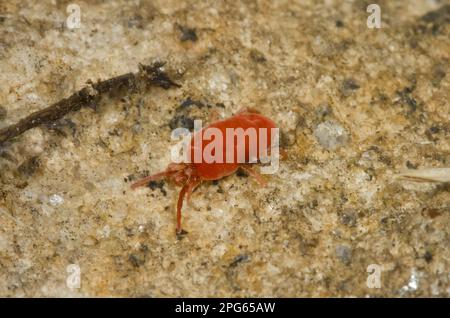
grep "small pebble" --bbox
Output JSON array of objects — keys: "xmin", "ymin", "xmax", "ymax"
[
  {"xmin": 340, "ymin": 78, "xmax": 360, "ymax": 97},
  {"xmin": 314, "ymin": 120, "xmax": 349, "ymax": 150},
  {"xmin": 49, "ymin": 194, "xmax": 64, "ymax": 206},
  {"xmin": 177, "ymin": 25, "xmax": 198, "ymax": 42},
  {"xmin": 401, "ymin": 270, "xmax": 419, "ymax": 293},
  {"xmin": 340, "ymin": 211, "xmax": 357, "ymax": 227},
  {"xmin": 97, "ymin": 225, "xmax": 111, "ymax": 239},
  {"xmin": 335, "ymin": 244, "xmax": 352, "ymax": 265},
  {"xmin": 342, "ymin": 78, "xmax": 360, "ymax": 91},
  {"xmin": 315, "ymin": 104, "xmax": 332, "ymax": 119}
]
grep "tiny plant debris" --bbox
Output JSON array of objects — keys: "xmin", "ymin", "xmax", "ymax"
[
  {"xmin": 397, "ymin": 167, "xmax": 450, "ymax": 183},
  {"xmin": 0, "ymin": 62, "xmax": 179, "ymax": 146}
]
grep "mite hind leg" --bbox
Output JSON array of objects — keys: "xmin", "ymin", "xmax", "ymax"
[
  {"xmin": 185, "ymin": 178, "xmax": 202, "ymax": 204},
  {"xmin": 235, "ymin": 107, "xmax": 261, "ymax": 115},
  {"xmin": 208, "ymin": 109, "xmax": 222, "ymax": 123},
  {"xmin": 239, "ymin": 164, "xmax": 267, "ymax": 186}
]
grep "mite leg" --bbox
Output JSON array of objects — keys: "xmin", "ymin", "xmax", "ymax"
[
  {"xmin": 131, "ymin": 163, "xmax": 186, "ymax": 189},
  {"xmin": 208, "ymin": 109, "xmax": 222, "ymax": 123},
  {"xmin": 235, "ymin": 107, "xmax": 261, "ymax": 115},
  {"xmin": 185, "ymin": 178, "xmax": 202, "ymax": 204},
  {"xmin": 176, "ymin": 177, "xmax": 201, "ymax": 235},
  {"xmin": 240, "ymin": 165, "xmax": 267, "ymax": 186},
  {"xmin": 130, "ymin": 171, "xmax": 170, "ymax": 189}
]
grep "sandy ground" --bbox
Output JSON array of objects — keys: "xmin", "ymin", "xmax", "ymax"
[{"xmin": 0, "ymin": 0, "xmax": 449, "ymax": 297}]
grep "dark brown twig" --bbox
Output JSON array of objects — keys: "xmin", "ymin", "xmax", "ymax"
[{"xmin": 0, "ymin": 62, "xmax": 180, "ymax": 145}]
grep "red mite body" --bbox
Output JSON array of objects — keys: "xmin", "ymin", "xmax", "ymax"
[
  {"xmin": 190, "ymin": 111, "xmax": 277, "ymax": 180},
  {"xmin": 131, "ymin": 108, "xmax": 277, "ymax": 235}
]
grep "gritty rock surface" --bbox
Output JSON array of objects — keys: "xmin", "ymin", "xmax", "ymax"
[{"xmin": 0, "ymin": 1, "xmax": 449, "ymax": 297}]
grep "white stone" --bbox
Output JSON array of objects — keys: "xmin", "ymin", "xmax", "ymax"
[
  {"xmin": 314, "ymin": 120, "xmax": 349, "ymax": 150},
  {"xmin": 49, "ymin": 194, "xmax": 64, "ymax": 206}
]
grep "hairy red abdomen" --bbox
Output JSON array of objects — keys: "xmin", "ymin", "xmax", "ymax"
[{"xmin": 189, "ymin": 113, "xmax": 277, "ymax": 180}]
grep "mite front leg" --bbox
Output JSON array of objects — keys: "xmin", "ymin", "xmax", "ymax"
[
  {"xmin": 185, "ymin": 177, "xmax": 202, "ymax": 204},
  {"xmin": 131, "ymin": 171, "xmax": 171, "ymax": 189},
  {"xmin": 175, "ymin": 177, "xmax": 201, "ymax": 236}
]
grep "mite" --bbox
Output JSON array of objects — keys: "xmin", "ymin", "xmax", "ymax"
[{"xmin": 131, "ymin": 108, "xmax": 278, "ymax": 235}]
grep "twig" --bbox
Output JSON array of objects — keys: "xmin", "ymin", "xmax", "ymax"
[
  {"xmin": 397, "ymin": 167, "xmax": 450, "ymax": 183},
  {"xmin": 0, "ymin": 62, "xmax": 180, "ymax": 145}
]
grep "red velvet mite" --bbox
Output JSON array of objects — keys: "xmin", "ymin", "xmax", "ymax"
[{"xmin": 131, "ymin": 108, "xmax": 278, "ymax": 235}]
